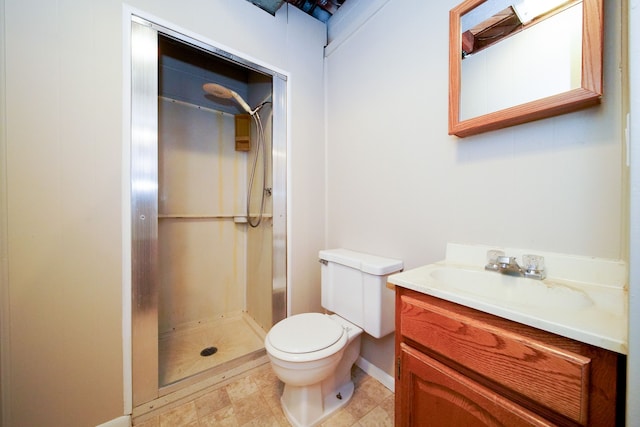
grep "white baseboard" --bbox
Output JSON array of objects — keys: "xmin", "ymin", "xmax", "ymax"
[
  {"xmin": 96, "ymin": 415, "xmax": 131, "ymax": 427},
  {"xmin": 356, "ymin": 356, "xmax": 395, "ymax": 391}
]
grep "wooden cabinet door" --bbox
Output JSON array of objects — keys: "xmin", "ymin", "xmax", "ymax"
[{"xmin": 398, "ymin": 343, "xmax": 554, "ymax": 427}]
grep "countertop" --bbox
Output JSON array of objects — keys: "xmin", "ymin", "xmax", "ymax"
[{"xmin": 388, "ymin": 243, "xmax": 628, "ymax": 354}]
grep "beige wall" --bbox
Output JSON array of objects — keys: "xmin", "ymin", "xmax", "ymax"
[
  {"xmin": 0, "ymin": 1, "xmax": 326, "ymax": 426},
  {"xmin": 325, "ymin": 0, "xmax": 625, "ymax": 378},
  {"xmin": 3, "ymin": 1, "xmax": 125, "ymax": 425}
]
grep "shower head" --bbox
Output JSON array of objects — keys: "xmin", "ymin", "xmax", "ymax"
[
  {"xmin": 203, "ymin": 83, "xmax": 253, "ymax": 115},
  {"xmin": 203, "ymin": 83, "xmax": 233, "ymax": 99}
]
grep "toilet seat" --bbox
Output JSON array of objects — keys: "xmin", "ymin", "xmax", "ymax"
[{"xmin": 266, "ymin": 313, "xmax": 348, "ymax": 362}]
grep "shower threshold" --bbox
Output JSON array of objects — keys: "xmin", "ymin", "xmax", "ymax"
[
  {"xmin": 134, "ymin": 349, "xmax": 268, "ymax": 421},
  {"xmin": 134, "ymin": 313, "xmax": 269, "ymax": 419}
]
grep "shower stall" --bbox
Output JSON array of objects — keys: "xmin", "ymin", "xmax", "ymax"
[{"xmin": 130, "ymin": 17, "xmax": 287, "ymax": 410}]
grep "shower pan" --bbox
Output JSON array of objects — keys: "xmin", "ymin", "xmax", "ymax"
[{"xmin": 130, "ymin": 17, "xmax": 287, "ymax": 411}]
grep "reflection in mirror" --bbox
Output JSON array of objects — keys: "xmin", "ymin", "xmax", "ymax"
[
  {"xmin": 460, "ymin": 0, "xmax": 575, "ymax": 58},
  {"xmin": 461, "ymin": 3, "xmax": 522, "ymax": 57},
  {"xmin": 448, "ymin": 0, "xmax": 603, "ymax": 138},
  {"xmin": 461, "ymin": 1, "xmax": 583, "ymax": 120}
]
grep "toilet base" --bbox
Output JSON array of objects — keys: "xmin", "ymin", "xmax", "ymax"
[{"xmin": 281, "ymin": 380, "xmax": 355, "ymax": 427}]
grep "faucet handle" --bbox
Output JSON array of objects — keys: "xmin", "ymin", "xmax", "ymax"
[
  {"xmin": 523, "ymin": 254, "xmax": 546, "ymax": 279},
  {"xmin": 485, "ymin": 250, "xmax": 505, "ymax": 271}
]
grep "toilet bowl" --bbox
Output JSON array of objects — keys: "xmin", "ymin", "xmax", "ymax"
[
  {"xmin": 265, "ymin": 313, "xmax": 362, "ymax": 427},
  {"xmin": 265, "ymin": 249, "xmax": 403, "ymax": 427}
]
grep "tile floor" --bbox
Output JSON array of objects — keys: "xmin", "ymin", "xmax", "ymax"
[{"xmin": 134, "ymin": 363, "xmax": 394, "ymax": 427}]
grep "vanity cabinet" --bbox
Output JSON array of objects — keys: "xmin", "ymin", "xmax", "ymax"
[{"xmin": 395, "ymin": 287, "xmax": 623, "ymax": 426}]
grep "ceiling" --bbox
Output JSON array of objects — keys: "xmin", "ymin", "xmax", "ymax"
[{"xmin": 247, "ymin": 0, "xmax": 347, "ymax": 22}]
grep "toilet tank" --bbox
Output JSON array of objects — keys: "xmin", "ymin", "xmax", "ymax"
[{"xmin": 319, "ymin": 249, "xmax": 403, "ymax": 338}]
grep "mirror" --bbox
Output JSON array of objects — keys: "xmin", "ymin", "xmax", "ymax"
[{"xmin": 448, "ymin": 0, "xmax": 603, "ymax": 138}]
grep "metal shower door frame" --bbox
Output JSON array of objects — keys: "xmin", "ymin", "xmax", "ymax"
[{"xmin": 130, "ymin": 16, "xmax": 287, "ymax": 408}]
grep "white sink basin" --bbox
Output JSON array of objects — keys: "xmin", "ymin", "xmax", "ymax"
[{"xmin": 429, "ymin": 267, "xmax": 593, "ymax": 310}]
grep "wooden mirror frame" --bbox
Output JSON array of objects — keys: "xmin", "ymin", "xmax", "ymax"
[{"xmin": 448, "ymin": 0, "xmax": 603, "ymax": 138}]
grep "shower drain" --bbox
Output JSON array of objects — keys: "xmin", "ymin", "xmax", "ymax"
[{"xmin": 200, "ymin": 346, "xmax": 218, "ymax": 357}]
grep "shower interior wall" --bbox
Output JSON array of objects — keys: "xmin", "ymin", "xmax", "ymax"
[
  {"xmin": 158, "ymin": 38, "xmax": 274, "ymax": 337},
  {"xmin": 246, "ymin": 78, "xmax": 275, "ymax": 332}
]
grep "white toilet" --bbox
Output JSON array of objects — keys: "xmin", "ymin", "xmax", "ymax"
[{"xmin": 265, "ymin": 249, "xmax": 403, "ymax": 427}]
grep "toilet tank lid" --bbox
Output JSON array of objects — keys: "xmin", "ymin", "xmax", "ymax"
[{"xmin": 319, "ymin": 248, "xmax": 403, "ymax": 275}]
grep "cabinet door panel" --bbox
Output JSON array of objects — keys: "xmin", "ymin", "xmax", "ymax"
[
  {"xmin": 399, "ymin": 343, "xmax": 553, "ymax": 427},
  {"xmin": 400, "ymin": 292, "xmax": 590, "ymax": 424}
]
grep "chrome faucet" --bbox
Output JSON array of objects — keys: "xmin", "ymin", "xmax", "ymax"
[
  {"xmin": 485, "ymin": 250, "xmax": 546, "ymax": 280},
  {"xmin": 495, "ymin": 256, "xmax": 524, "ymax": 276}
]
